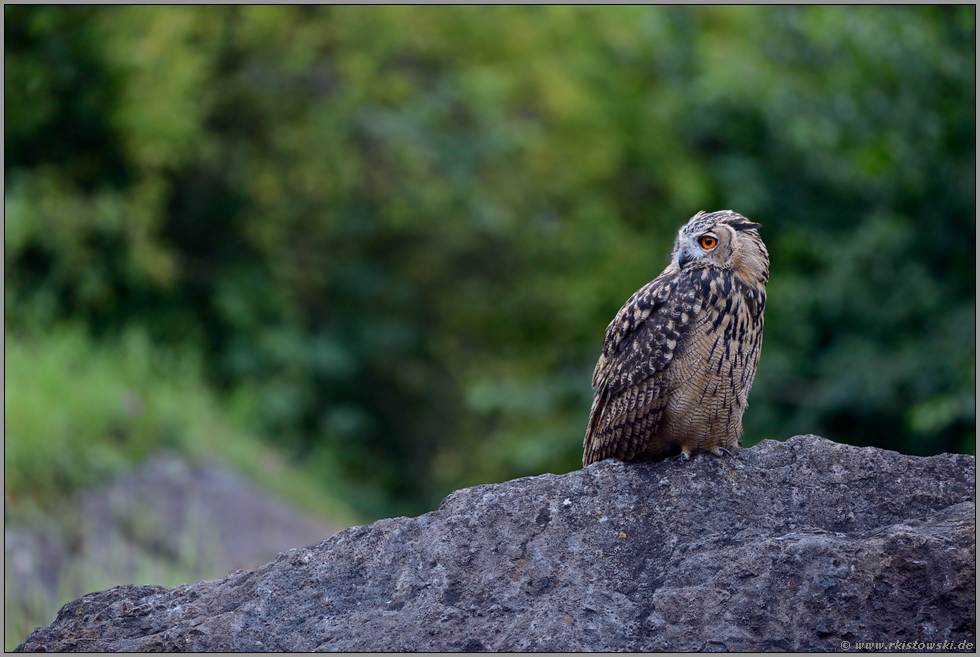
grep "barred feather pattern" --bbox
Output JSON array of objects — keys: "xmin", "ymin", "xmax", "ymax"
[{"xmin": 583, "ymin": 210, "xmax": 769, "ymax": 466}]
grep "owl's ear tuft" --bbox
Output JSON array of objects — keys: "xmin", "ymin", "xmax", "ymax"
[{"xmin": 731, "ymin": 221, "xmax": 761, "ymax": 232}]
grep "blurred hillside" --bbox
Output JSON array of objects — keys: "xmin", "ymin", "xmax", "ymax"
[{"xmin": 5, "ymin": 5, "xmax": 975, "ymax": 521}]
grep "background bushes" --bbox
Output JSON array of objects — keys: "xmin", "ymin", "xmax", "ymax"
[{"xmin": 5, "ymin": 6, "xmax": 974, "ymax": 519}]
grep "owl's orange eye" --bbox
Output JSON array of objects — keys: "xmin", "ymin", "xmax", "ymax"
[{"xmin": 700, "ymin": 235, "xmax": 717, "ymax": 249}]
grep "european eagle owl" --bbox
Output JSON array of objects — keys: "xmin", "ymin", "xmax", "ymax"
[{"xmin": 583, "ymin": 210, "xmax": 769, "ymax": 465}]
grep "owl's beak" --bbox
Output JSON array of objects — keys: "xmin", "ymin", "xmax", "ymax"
[{"xmin": 678, "ymin": 248, "xmax": 693, "ymax": 268}]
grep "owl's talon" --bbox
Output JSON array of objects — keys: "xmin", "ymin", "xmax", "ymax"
[
  {"xmin": 678, "ymin": 451, "xmax": 691, "ymax": 464},
  {"xmin": 714, "ymin": 447, "xmax": 733, "ymax": 458}
]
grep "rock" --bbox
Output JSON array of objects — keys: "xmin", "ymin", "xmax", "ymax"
[
  {"xmin": 15, "ymin": 435, "xmax": 976, "ymax": 652},
  {"xmin": 5, "ymin": 452, "xmax": 340, "ymax": 647},
  {"xmin": 73, "ymin": 452, "xmax": 342, "ymax": 575}
]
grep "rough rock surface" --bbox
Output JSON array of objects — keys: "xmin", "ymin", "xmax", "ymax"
[
  {"xmin": 16, "ymin": 435, "xmax": 976, "ymax": 652},
  {"xmin": 6, "ymin": 453, "xmax": 340, "ymax": 624}
]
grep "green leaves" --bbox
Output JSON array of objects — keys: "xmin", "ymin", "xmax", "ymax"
[{"xmin": 5, "ymin": 6, "xmax": 974, "ymax": 518}]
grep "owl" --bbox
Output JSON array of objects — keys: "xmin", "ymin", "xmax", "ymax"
[{"xmin": 583, "ymin": 210, "xmax": 769, "ymax": 466}]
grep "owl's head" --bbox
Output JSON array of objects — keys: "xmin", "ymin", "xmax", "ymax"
[{"xmin": 671, "ymin": 210, "xmax": 769, "ymax": 283}]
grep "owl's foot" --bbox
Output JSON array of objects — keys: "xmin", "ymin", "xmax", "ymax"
[
  {"xmin": 677, "ymin": 450, "xmax": 692, "ymax": 464},
  {"xmin": 712, "ymin": 447, "xmax": 733, "ymax": 458}
]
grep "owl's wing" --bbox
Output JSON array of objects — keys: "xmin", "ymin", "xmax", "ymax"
[{"xmin": 583, "ymin": 269, "xmax": 703, "ymax": 465}]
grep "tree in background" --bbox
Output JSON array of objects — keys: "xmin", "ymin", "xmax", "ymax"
[{"xmin": 5, "ymin": 6, "xmax": 975, "ymax": 518}]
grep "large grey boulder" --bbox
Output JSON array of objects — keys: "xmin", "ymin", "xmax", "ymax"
[
  {"xmin": 15, "ymin": 435, "xmax": 976, "ymax": 652},
  {"xmin": 5, "ymin": 452, "xmax": 340, "ymax": 647}
]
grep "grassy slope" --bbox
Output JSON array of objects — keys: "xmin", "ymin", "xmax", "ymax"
[{"xmin": 4, "ymin": 325, "xmax": 358, "ymax": 649}]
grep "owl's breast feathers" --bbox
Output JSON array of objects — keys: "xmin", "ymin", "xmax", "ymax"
[{"xmin": 583, "ymin": 264, "xmax": 765, "ymax": 466}]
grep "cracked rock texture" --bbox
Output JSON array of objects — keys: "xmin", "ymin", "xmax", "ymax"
[{"xmin": 15, "ymin": 435, "xmax": 976, "ymax": 652}]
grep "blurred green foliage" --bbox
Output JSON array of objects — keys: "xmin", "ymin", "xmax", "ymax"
[
  {"xmin": 5, "ymin": 6, "xmax": 975, "ymax": 519},
  {"xmin": 4, "ymin": 325, "xmax": 356, "ymax": 649},
  {"xmin": 4, "ymin": 325, "xmax": 355, "ymax": 524}
]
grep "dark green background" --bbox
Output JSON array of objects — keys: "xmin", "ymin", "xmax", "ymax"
[{"xmin": 6, "ymin": 6, "xmax": 975, "ymax": 518}]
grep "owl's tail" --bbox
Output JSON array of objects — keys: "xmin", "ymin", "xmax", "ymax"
[{"xmin": 582, "ymin": 385, "xmax": 608, "ymax": 467}]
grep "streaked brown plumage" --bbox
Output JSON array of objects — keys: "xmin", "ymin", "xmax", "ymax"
[{"xmin": 583, "ymin": 210, "xmax": 769, "ymax": 465}]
